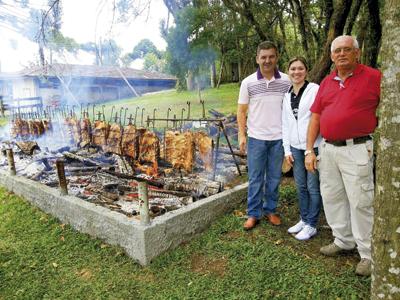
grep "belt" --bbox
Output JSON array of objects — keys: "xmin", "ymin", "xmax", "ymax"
[{"xmin": 325, "ymin": 135, "xmax": 372, "ymax": 147}]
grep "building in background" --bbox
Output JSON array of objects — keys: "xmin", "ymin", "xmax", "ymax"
[{"xmin": 0, "ymin": 64, "xmax": 176, "ymax": 110}]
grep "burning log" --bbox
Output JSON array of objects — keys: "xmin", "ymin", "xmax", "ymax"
[
  {"xmin": 163, "ymin": 177, "xmax": 222, "ymax": 197},
  {"xmin": 116, "ymin": 155, "xmax": 134, "ymax": 174},
  {"xmin": 100, "ymin": 169, "xmax": 164, "ymax": 188},
  {"xmin": 63, "ymin": 151, "xmax": 101, "ymax": 167},
  {"xmin": 104, "ymin": 123, "xmax": 122, "ymax": 155},
  {"xmin": 15, "ymin": 141, "xmax": 40, "ymax": 155},
  {"xmin": 194, "ymin": 131, "xmax": 213, "ymax": 171}
]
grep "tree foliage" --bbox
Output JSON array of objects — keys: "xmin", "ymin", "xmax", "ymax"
[
  {"xmin": 80, "ymin": 39, "xmax": 123, "ymax": 66},
  {"xmin": 128, "ymin": 39, "xmax": 161, "ymax": 60},
  {"xmin": 161, "ymin": 0, "xmax": 383, "ymax": 88}
]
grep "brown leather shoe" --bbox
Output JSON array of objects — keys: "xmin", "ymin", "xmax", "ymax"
[
  {"xmin": 266, "ymin": 214, "xmax": 281, "ymax": 226},
  {"xmin": 243, "ymin": 217, "xmax": 259, "ymax": 231}
]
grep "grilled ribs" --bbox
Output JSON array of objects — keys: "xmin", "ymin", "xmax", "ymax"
[
  {"xmin": 165, "ymin": 130, "xmax": 195, "ymax": 173},
  {"xmin": 104, "ymin": 123, "xmax": 122, "ymax": 155},
  {"xmin": 194, "ymin": 131, "xmax": 213, "ymax": 171},
  {"xmin": 92, "ymin": 120, "xmax": 108, "ymax": 147},
  {"xmin": 121, "ymin": 124, "xmax": 139, "ymax": 159}
]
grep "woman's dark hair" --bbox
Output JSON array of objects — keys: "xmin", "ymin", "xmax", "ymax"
[{"xmin": 288, "ymin": 56, "xmax": 309, "ymax": 71}]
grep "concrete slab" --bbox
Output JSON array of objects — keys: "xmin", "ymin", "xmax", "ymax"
[{"xmin": 0, "ymin": 170, "xmax": 247, "ymax": 265}]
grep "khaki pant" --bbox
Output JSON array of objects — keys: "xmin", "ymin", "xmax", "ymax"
[{"xmin": 318, "ymin": 140, "xmax": 374, "ymax": 260}]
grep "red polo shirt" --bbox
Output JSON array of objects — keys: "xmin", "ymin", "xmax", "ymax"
[{"xmin": 311, "ymin": 64, "xmax": 381, "ymax": 140}]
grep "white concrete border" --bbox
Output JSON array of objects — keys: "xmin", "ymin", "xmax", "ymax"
[{"xmin": 0, "ymin": 170, "xmax": 247, "ymax": 265}]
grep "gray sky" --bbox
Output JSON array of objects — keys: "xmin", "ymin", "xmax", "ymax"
[{"xmin": 0, "ymin": 0, "xmax": 169, "ymax": 72}]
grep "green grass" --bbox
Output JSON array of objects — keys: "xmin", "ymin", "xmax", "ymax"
[
  {"xmin": 0, "ymin": 118, "xmax": 8, "ymax": 127},
  {"xmin": 0, "ymin": 182, "xmax": 371, "ymax": 300},
  {"xmin": 89, "ymin": 83, "xmax": 240, "ymax": 124}
]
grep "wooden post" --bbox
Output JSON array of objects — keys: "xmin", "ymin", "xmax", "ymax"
[
  {"xmin": 6, "ymin": 149, "xmax": 16, "ymax": 175},
  {"xmin": 56, "ymin": 159, "xmax": 68, "ymax": 195},
  {"xmin": 138, "ymin": 181, "xmax": 150, "ymax": 225},
  {"xmin": 0, "ymin": 100, "xmax": 5, "ymax": 117}
]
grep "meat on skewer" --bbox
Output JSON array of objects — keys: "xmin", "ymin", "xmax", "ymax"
[
  {"xmin": 104, "ymin": 123, "xmax": 123, "ymax": 155},
  {"xmin": 92, "ymin": 120, "xmax": 108, "ymax": 147},
  {"xmin": 194, "ymin": 131, "xmax": 213, "ymax": 172}
]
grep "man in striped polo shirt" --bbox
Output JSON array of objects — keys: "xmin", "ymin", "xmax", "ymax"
[{"xmin": 237, "ymin": 41, "xmax": 291, "ymax": 230}]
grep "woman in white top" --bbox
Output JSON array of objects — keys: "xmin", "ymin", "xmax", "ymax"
[{"xmin": 282, "ymin": 57, "xmax": 322, "ymax": 241}]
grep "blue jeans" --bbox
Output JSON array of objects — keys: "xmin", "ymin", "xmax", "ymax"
[
  {"xmin": 291, "ymin": 146, "xmax": 322, "ymax": 227},
  {"xmin": 247, "ymin": 137, "xmax": 284, "ymax": 219}
]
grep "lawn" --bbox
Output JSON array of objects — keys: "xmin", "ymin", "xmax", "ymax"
[
  {"xmin": 0, "ymin": 85, "xmax": 370, "ymax": 299},
  {"xmin": 0, "ymin": 181, "xmax": 370, "ymax": 299},
  {"xmin": 81, "ymin": 83, "xmax": 240, "ymax": 125}
]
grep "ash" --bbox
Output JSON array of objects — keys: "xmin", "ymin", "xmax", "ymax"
[{"xmin": 0, "ymin": 140, "xmax": 246, "ymax": 218}]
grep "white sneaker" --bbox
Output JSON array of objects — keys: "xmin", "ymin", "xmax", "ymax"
[
  {"xmin": 288, "ymin": 220, "xmax": 305, "ymax": 234},
  {"xmin": 295, "ymin": 225, "xmax": 317, "ymax": 241}
]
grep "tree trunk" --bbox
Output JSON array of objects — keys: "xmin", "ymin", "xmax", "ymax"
[
  {"xmin": 186, "ymin": 70, "xmax": 195, "ymax": 91},
  {"xmin": 290, "ymin": 0, "xmax": 313, "ymax": 64},
  {"xmin": 216, "ymin": 55, "xmax": 224, "ymax": 89},
  {"xmin": 356, "ymin": 3, "xmax": 368, "ymax": 52},
  {"xmin": 222, "ymin": 0, "xmax": 268, "ymax": 41},
  {"xmin": 361, "ymin": 0, "xmax": 382, "ymax": 68},
  {"xmin": 39, "ymin": 44, "xmax": 45, "ymax": 67},
  {"xmin": 371, "ymin": 0, "xmax": 400, "ymax": 299},
  {"xmin": 309, "ymin": 0, "xmax": 353, "ymax": 84},
  {"xmin": 210, "ymin": 62, "xmax": 216, "ymax": 88},
  {"xmin": 344, "ymin": 0, "xmax": 363, "ymax": 35}
]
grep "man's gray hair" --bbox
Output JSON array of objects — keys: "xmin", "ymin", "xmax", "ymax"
[{"xmin": 331, "ymin": 35, "xmax": 359, "ymax": 52}]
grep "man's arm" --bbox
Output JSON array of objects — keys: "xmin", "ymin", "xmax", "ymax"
[
  {"xmin": 237, "ymin": 103, "xmax": 248, "ymax": 154},
  {"xmin": 305, "ymin": 113, "xmax": 320, "ymax": 172}
]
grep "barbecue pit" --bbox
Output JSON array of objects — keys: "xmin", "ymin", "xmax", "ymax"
[{"xmin": 0, "ymin": 101, "xmax": 248, "ymax": 264}]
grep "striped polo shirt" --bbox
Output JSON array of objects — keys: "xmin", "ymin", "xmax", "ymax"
[{"xmin": 238, "ymin": 68, "xmax": 291, "ymax": 140}]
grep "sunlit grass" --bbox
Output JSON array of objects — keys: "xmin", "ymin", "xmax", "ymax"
[{"xmin": 0, "ymin": 183, "xmax": 370, "ymax": 299}]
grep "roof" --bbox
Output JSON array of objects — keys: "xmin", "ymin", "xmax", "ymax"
[{"xmin": 0, "ymin": 63, "xmax": 176, "ymax": 81}]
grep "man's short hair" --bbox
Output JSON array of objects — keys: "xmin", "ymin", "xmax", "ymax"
[
  {"xmin": 331, "ymin": 35, "xmax": 359, "ymax": 53},
  {"xmin": 257, "ymin": 41, "xmax": 278, "ymax": 55}
]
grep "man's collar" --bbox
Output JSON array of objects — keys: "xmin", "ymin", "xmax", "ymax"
[
  {"xmin": 257, "ymin": 67, "xmax": 281, "ymax": 80},
  {"xmin": 332, "ymin": 63, "xmax": 363, "ymax": 77}
]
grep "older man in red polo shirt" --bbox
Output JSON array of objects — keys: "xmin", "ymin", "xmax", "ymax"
[{"xmin": 305, "ymin": 35, "xmax": 381, "ymax": 276}]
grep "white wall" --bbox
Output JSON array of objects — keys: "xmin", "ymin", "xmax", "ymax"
[{"xmin": 12, "ymin": 78, "xmax": 39, "ymax": 99}]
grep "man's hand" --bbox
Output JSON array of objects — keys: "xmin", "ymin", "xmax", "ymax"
[
  {"xmin": 239, "ymin": 133, "xmax": 247, "ymax": 155},
  {"xmin": 305, "ymin": 152, "xmax": 317, "ymax": 172},
  {"xmin": 285, "ymin": 155, "xmax": 294, "ymax": 167},
  {"xmin": 237, "ymin": 104, "xmax": 248, "ymax": 155}
]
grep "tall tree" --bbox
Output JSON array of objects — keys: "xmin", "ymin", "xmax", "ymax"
[
  {"xmin": 361, "ymin": 0, "xmax": 382, "ymax": 68},
  {"xmin": 308, "ymin": 0, "xmax": 353, "ymax": 83},
  {"xmin": 80, "ymin": 39, "xmax": 122, "ymax": 66},
  {"xmin": 128, "ymin": 39, "xmax": 161, "ymax": 60},
  {"xmin": 371, "ymin": 0, "xmax": 400, "ymax": 298}
]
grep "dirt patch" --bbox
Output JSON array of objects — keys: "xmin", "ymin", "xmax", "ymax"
[
  {"xmin": 133, "ymin": 271, "xmax": 156, "ymax": 283},
  {"xmin": 221, "ymin": 230, "xmax": 243, "ymax": 241},
  {"xmin": 76, "ymin": 268, "xmax": 93, "ymax": 280},
  {"xmin": 281, "ymin": 176, "xmax": 294, "ymax": 186},
  {"xmin": 190, "ymin": 254, "xmax": 228, "ymax": 277}
]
